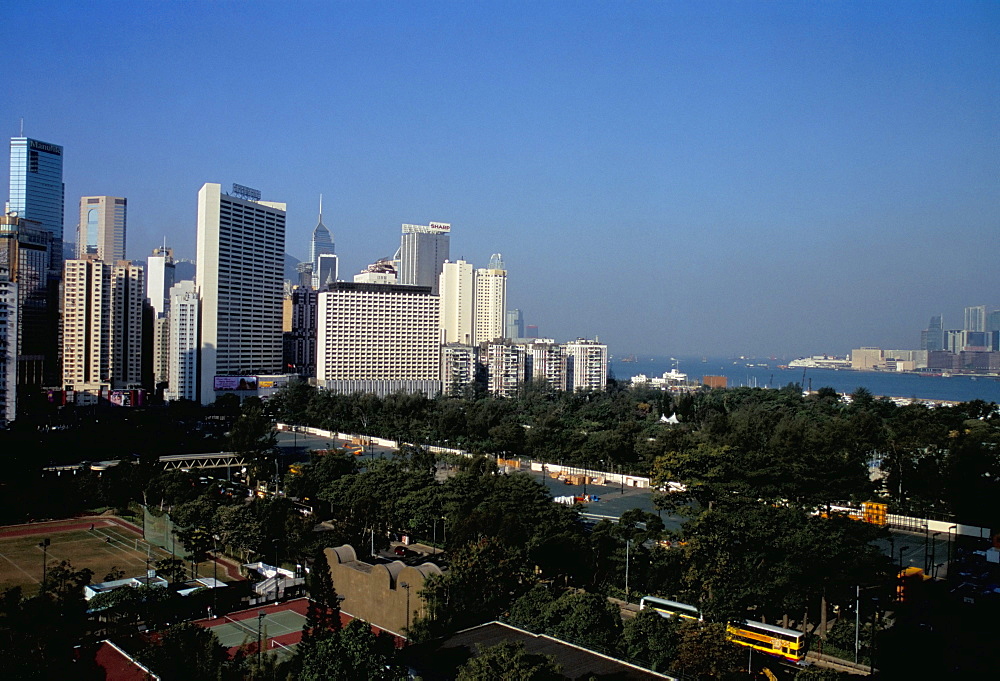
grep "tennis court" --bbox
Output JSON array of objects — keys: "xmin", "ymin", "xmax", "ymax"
[
  {"xmin": 202, "ymin": 600, "xmax": 309, "ymax": 661},
  {"xmin": 0, "ymin": 518, "xmax": 180, "ymax": 592}
]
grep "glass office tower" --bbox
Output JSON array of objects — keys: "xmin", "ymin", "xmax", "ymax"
[{"xmin": 9, "ymin": 137, "xmax": 65, "ymax": 270}]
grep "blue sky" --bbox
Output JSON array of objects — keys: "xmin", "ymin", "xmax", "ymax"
[{"xmin": 3, "ymin": 1, "xmax": 998, "ymax": 357}]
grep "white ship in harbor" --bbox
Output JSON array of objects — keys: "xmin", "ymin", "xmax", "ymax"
[{"xmin": 785, "ymin": 355, "xmax": 852, "ymax": 370}]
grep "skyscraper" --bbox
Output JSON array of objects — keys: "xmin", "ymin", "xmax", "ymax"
[
  {"xmin": 315, "ymin": 253, "xmax": 339, "ymax": 289},
  {"xmin": 310, "ymin": 195, "xmax": 336, "ymax": 289},
  {"xmin": 474, "ymin": 255, "xmax": 507, "ymax": 345},
  {"xmin": 145, "ymin": 246, "xmax": 175, "ymax": 319},
  {"xmin": 505, "ymin": 309, "xmax": 524, "ymax": 340},
  {"xmin": 964, "ymin": 305, "xmax": 986, "ymax": 332},
  {"xmin": 8, "ymin": 137, "xmax": 64, "ymax": 269},
  {"xmin": 196, "ymin": 183, "xmax": 286, "ymax": 403},
  {"xmin": 399, "ymin": 222, "xmax": 449, "ymax": 294},
  {"xmin": 920, "ymin": 315, "xmax": 944, "ymax": 352},
  {"xmin": 0, "ymin": 214, "xmax": 54, "ymax": 386},
  {"xmin": 439, "ymin": 260, "xmax": 474, "ymax": 345},
  {"xmin": 146, "ymin": 246, "xmax": 176, "ymax": 388},
  {"xmin": 77, "ymin": 196, "xmax": 127, "ymax": 262}
]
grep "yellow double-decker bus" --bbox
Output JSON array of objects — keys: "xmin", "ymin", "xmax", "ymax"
[
  {"xmin": 639, "ymin": 596, "xmax": 807, "ymax": 663},
  {"xmin": 727, "ymin": 619, "xmax": 806, "ymax": 663}
]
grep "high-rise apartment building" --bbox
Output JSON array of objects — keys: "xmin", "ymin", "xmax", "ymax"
[
  {"xmin": 0, "ymin": 214, "xmax": 54, "ymax": 386},
  {"xmin": 965, "ymin": 305, "xmax": 986, "ymax": 332},
  {"xmin": 439, "ymin": 260, "xmax": 474, "ymax": 345},
  {"xmin": 61, "ymin": 259, "xmax": 112, "ymax": 388},
  {"xmin": 111, "ymin": 261, "xmax": 146, "ymax": 387},
  {"xmin": 317, "ymin": 282, "xmax": 441, "ymax": 396},
  {"xmin": 565, "ymin": 339, "xmax": 608, "ymax": 392},
  {"xmin": 61, "ymin": 258, "xmax": 144, "ymax": 389},
  {"xmin": 474, "ymin": 256, "xmax": 506, "ymax": 345},
  {"xmin": 77, "ymin": 196, "xmax": 126, "ymax": 262},
  {"xmin": 440, "ymin": 343, "xmax": 476, "ymax": 396},
  {"xmin": 0, "ymin": 267, "xmax": 16, "ymax": 424},
  {"xmin": 196, "ymin": 183, "xmax": 286, "ymax": 403},
  {"xmin": 524, "ymin": 339, "xmax": 568, "ymax": 389},
  {"xmin": 399, "ymin": 222, "xmax": 449, "ymax": 294},
  {"xmin": 165, "ymin": 280, "xmax": 199, "ymax": 402},
  {"xmin": 8, "ymin": 137, "xmax": 64, "ymax": 269},
  {"xmin": 482, "ymin": 342, "xmax": 526, "ymax": 398}
]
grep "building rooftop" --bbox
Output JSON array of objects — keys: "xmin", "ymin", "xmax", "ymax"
[{"xmin": 402, "ymin": 621, "xmax": 675, "ymax": 680}]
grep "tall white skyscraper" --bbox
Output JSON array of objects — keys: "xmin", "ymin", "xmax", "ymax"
[
  {"xmin": 166, "ymin": 280, "xmax": 199, "ymax": 402},
  {"xmin": 474, "ymin": 255, "xmax": 507, "ymax": 345},
  {"xmin": 399, "ymin": 222, "xmax": 450, "ymax": 294},
  {"xmin": 8, "ymin": 137, "xmax": 64, "ymax": 269},
  {"xmin": 77, "ymin": 196, "xmax": 127, "ymax": 262},
  {"xmin": 146, "ymin": 246, "xmax": 175, "ymax": 319},
  {"xmin": 439, "ymin": 260, "xmax": 474, "ymax": 345},
  {"xmin": 196, "ymin": 183, "xmax": 286, "ymax": 403}
]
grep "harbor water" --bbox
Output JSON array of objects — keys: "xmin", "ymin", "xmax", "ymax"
[{"xmin": 612, "ymin": 356, "xmax": 1000, "ymax": 404}]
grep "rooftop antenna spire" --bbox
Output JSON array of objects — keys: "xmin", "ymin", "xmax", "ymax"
[
  {"xmin": 19, "ymin": 118, "xmax": 23, "ymax": 137},
  {"xmin": 319, "ymin": 193, "xmax": 323, "ymax": 222}
]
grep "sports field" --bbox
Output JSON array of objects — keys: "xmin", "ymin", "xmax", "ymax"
[{"xmin": 0, "ymin": 517, "xmax": 216, "ymax": 593}]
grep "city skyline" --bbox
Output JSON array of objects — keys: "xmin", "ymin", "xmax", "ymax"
[{"xmin": 2, "ymin": 1, "xmax": 997, "ymax": 357}]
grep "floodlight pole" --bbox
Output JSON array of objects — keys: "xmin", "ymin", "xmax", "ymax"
[
  {"xmin": 39, "ymin": 538, "xmax": 51, "ymax": 588},
  {"xmin": 213, "ymin": 534, "xmax": 220, "ymax": 614},
  {"xmin": 257, "ymin": 611, "xmax": 266, "ymax": 665}
]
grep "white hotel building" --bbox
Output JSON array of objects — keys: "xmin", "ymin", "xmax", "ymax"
[
  {"xmin": 195, "ymin": 183, "xmax": 285, "ymax": 403},
  {"xmin": 317, "ymin": 282, "xmax": 441, "ymax": 397}
]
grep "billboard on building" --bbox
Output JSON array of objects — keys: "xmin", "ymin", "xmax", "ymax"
[
  {"xmin": 213, "ymin": 376, "xmax": 258, "ymax": 391},
  {"xmin": 109, "ymin": 390, "xmax": 143, "ymax": 407}
]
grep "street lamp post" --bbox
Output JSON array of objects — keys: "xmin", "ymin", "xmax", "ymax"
[
  {"xmin": 898, "ymin": 545, "xmax": 910, "ymax": 571},
  {"xmin": 929, "ymin": 532, "xmax": 941, "ymax": 578}
]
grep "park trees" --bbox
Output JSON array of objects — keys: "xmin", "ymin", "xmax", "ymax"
[
  {"xmin": 298, "ymin": 618, "xmax": 404, "ymax": 681},
  {"xmin": 139, "ymin": 622, "xmax": 234, "ymax": 681},
  {"xmin": 455, "ymin": 641, "xmax": 562, "ymax": 681}
]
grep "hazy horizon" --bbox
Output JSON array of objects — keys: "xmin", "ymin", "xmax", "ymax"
[{"xmin": 4, "ymin": 1, "xmax": 997, "ymax": 358}]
